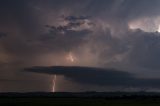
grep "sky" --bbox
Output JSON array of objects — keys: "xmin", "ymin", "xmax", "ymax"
[{"xmin": 1, "ymin": 0, "xmax": 160, "ymax": 92}]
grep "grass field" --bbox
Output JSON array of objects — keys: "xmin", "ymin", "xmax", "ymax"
[
  {"xmin": 1, "ymin": 97, "xmax": 160, "ymax": 106},
  {"xmin": 1, "ymin": 92, "xmax": 160, "ymax": 106}
]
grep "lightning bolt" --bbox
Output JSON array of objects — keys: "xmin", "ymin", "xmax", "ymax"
[{"xmin": 52, "ymin": 75, "xmax": 57, "ymax": 92}]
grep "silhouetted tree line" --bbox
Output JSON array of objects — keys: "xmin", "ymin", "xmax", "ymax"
[{"xmin": 0, "ymin": 92, "xmax": 160, "ymax": 99}]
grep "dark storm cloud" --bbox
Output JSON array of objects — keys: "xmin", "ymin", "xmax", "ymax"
[
  {"xmin": 0, "ymin": 32, "xmax": 7, "ymax": 38},
  {"xmin": 25, "ymin": 66, "xmax": 160, "ymax": 88},
  {"xmin": 0, "ymin": 0, "xmax": 42, "ymax": 59},
  {"xmin": 1, "ymin": 0, "xmax": 159, "ymax": 61},
  {"xmin": 45, "ymin": 15, "xmax": 92, "ymax": 32},
  {"xmin": 0, "ymin": 0, "xmax": 160, "ymax": 92},
  {"xmin": 1, "ymin": 0, "xmax": 160, "ymax": 55},
  {"xmin": 125, "ymin": 30, "xmax": 160, "ymax": 70},
  {"xmin": 64, "ymin": 16, "xmax": 91, "ymax": 21},
  {"xmin": 86, "ymin": 0, "xmax": 160, "ymax": 19},
  {"xmin": 40, "ymin": 15, "xmax": 93, "ymax": 51},
  {"xmin": 0, "ymin": 0, "xmax": 52, "ymax": 92},
  {"xmin": 0, "ymin": 0, "xmax": 39, "ymax": 33},
  {"xmin": 93, "ymin": 29, "xmax": 160, "ymax": 71},
  {"xmin": 119, "ymin": 0, "xmax": 160, "ymax": 19}
]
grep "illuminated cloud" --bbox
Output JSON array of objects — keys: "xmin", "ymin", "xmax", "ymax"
[{"xmin": 128, "ymin": 17, "xmax": 160, "ymax": 32}]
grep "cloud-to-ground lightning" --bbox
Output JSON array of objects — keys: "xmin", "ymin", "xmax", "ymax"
[{"xmin": 52, "ymin": 75, "xmax": 57, "ymax": 92}]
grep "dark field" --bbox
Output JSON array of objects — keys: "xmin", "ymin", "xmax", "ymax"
[
  {"xmin": 1, "ymin": 98, "xmax": 160, "ymax": 106},
  {"xmin": 1, "ymin": 92, "xmax": 160, "ymax": 106}
]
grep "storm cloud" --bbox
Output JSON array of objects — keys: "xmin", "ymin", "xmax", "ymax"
[
  {"xmin": 25, "ymin": 66, "xmax": 160, "ymax": 89},
  {"xmin": 0, "ymin": 0, "xmax": 160, "ymax": 92}
]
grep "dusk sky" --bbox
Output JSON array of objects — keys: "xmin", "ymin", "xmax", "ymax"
[{"xmin": 1, "ymin": 0, "xmax": 160, "ymax": 92}]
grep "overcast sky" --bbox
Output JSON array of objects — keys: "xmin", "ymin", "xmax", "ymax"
[{"xmin": 1, "ymin": 0, "xmax": 160, "ymax": 92}]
